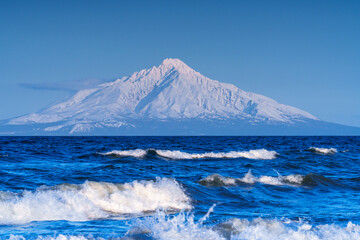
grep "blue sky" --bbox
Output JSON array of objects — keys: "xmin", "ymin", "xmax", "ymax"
[{"xmin": 1, "ymin": 0, "xmax": 359, "ymax": 127}]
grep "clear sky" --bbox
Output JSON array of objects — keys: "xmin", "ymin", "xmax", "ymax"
[{"xmin": 1, "ymin": 0, "xmax": 359, "ymax": 127}]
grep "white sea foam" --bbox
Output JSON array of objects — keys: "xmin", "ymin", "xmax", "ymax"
[
  {"xmin": 101, "ymin": 149, "xmax": 278, "ymax": 160},
  {"xmin": 99, "ymin": 149, "xmax": 147, "ymax": 158},
  {"xmin": 8, "ymin": 211, "xmax": 360, "ymax": 240},
  {"xmin": 257, "ymin": 174, "xmax": 304, "ymax": 186},
  {"xmin": 199, "ymin": 174, "xmax": 237, "ymax": 186},
  {"xmin": 0, "ymin": 178, "xmax": 191, "ymax": 224},
  {"xmin": 156, "ymin": 149, "xmax": 277, "ymax": 160},
  {"xmin": 9, "ymin": 235, "xmax": 88, "ymax": 240},
  {"xmin": 223, "ymin": 218, "xmax": 360, "ymax": 240},
  {"xmin": 240, "ymin": 170, "xmax": 304, "ymax": 186},
  {"xmin": 127, "ymin": 210, "xmax": 222, "ymax": 240},
  {"xmin": 126, "ymin": 210, "xmax": 360, "ymax": 240},
  {"xmin": 200, "ymin": 170, "xmax": 304, "ymax": 187},
  {"xmin": 309, "ymin": 147, "xmax": 337, "ymax": 154}
]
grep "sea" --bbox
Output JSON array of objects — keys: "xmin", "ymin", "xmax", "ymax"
[{"xmin": 0, "ymin": 136, "xmax": 359, "ymax": 240}]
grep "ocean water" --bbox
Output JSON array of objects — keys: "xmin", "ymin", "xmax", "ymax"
[{"xmin": 0, "ymin": 136, "xmax": 359, "ymax": 239}]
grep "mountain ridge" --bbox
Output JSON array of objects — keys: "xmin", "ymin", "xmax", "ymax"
[{"xmin": 2, "ymin": 58, "xmax": 358, "ymax": 135}]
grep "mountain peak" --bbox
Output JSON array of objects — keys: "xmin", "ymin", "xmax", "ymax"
[
  {"xmin": 5, "ymin": 58, "xmax": 322, "ymax": 134},
  {"xmin": 159, "ymin": 58, "xmax": 192, "ymax": 71}
]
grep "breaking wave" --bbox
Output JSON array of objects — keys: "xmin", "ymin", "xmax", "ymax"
[
  {"xmin": 126, "ymin": 210, "xmax": 360, "ymax": 240},
  {"xmin": 0, "ymin": 178, "xmax": 191, "ymax": 225},
  {"xmin": 99, "ymin": 149, "xmax": 148, "ymax": 158},
  {"xmin": 308, "ymin": 147, "xmax": 337, "ymax": 154},
  {"xmin": 8, "ymin": 211, "xmax": 360, "ymax": 240},
  {"xmin": 199, "ymin": 170, "xmax": 336, "ymax": 187},
  {"xmin": 100, "ymin": 149, "xmax": 278, "ymax": 160}
]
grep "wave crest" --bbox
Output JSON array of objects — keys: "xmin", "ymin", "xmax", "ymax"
[
  {"xmin": 200, "ymin": 171, "xmax": 307, "ymax": 187},
  {"xmin": 0, "ymin": 178, "xmax": 191, "ymax": 224},
  {"xmin": 100, "ymin": 149, "xmax": 278, "ymax": 160},
  {"xmin": 218, "ymin": 218, "xmax": 360, "ymax": 240},
  {"xmin": 8, "ymin": 212, "xmax": 360, "ymax": 240},
  {"xmin": 99, "ymin": 149, "xmax": 147, "ymax": 158},
  {"xmin": 127, "ymin": 210, "xmax": 360, "ymax": 240},
  {"xmin": 308, "ymin": 147, "xmax": 337, "ymax": 154}
]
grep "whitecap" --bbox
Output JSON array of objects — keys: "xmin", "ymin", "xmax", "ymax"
[
  {"xmin": 99, "ymin": 149, "xmax": 147, "ymax": 158},
  {"xmin": 0, "ymin": 178, "xmax": 191, "ymax": 224},
  {"xmin": 199, "ymin": 174, "xmax": 237, "ymax": 186},
  {"xmin": 156, "ymin": 149, "xmax": 278, "ymax": 160},
  {"xmin": 257, "ymin": 173, "xmax": 303, "ymax": 186},
  {"xmin": 200, "ymin": 170, "xmax": 304, "ymax": 187},
  {"xmin": 308, "ymin": 147, "xmax": 337, "ymax": 154},
  {"xmin": 127, "ymin": 210, "xmax": 223, "ymax": 240},
  {"xmin": 100, "ymin": 149, "xmax": 278, "ymax": 160},
  {"xmin": 8, "ymin": 212, "xmax": 360, "ymax": 240},
  {"xmin": 242, "ymin": 170, "xmax": 304, "ymax": 186},
  {"xmin": 127, "ymin": 210, "xmax": 360, "ymax": 240},
  {"xmin": 221, "ymin": 218, "xmax": 360, "ymax": 240}
]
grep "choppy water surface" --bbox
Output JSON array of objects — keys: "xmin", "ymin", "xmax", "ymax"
[{"xmin": 0, "ymin": 136, "xmax": 359, "ymax": 239}]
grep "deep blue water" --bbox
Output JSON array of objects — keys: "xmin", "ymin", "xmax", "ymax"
[{"xmin": 0, "ymin": 136, "xmax": 359, "ymax": 239}]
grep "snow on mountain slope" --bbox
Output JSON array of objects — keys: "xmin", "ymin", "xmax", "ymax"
[{"xmin": 7, "ymin": 58, "xmax": 318, "ymax": 133}]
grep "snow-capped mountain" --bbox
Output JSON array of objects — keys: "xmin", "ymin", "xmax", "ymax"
[{"xmin": 2, "ymin": 58, "xmax": 358, "ymax": 135}]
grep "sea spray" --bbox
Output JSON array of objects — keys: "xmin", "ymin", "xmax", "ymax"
[
  {"xmin": 0, "ymin": 178, "xmax": 191, "ymax": 224},
  {"xmin": 127, "ymin": 205, "xmax": 222, "ymax": 240},
  {"xmin": 126, "ymin": 208, "xmax": 360, "ymax": 240}
]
